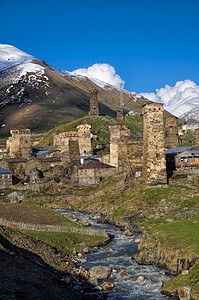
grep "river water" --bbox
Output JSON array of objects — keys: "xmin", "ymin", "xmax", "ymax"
[{"xmin": 57, "ymin": 209, "xmax": 176, "ymax": 300}]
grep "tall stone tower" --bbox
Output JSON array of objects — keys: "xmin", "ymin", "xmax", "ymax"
[
  {"xmin": 109, "ymin": 124, "xmax": 130, "ymax": 168},
  {"xmin": 6, "ymin": 128, "xmax": 32, "ymax": 159},
  {"xmin": 165, "ymin": 116, "xmax": 179, "ymax": 148},
  {"xmin": 117, "ymin": 108, "xmax": 124, "ymax": 120},
  {"xmin": 196, "ymin": 128, "xmax": 199, "ymax": 146},
  {"xmin": 77, "ymin": 124, "xmax": 92, "ymax": 155},
  {"xmin": 89, "ymin": 89, "xmax": 99, "ymax": 116},
  {"xmin": 53, "ymin": 131, "xmax": 80, "ymax": 163},
  {"xmin": 142, "ymin": 103, "xmax": 167, "ymax": 185}
]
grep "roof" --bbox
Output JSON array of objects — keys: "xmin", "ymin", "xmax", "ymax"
[
  {"xmin": 176, "ymin": 150, "xmax": 199, "ymax": 156},
  {"xmin": 0, "ymin": 167, "xmax": 12, "ymax": 174},
  {"xmin": 32, "ymin": 150, "xmax": 50, "ymax": 156},
  {"xmin": 166, "ymin": 146, "xmax": 194, "ymax": 155},
  {"xmin": 79, "ymin": 160, "xmax": 115, "ymax": 170}
]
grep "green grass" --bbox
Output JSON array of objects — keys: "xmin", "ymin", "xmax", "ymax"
[
  {"xmin": 38, "ymin": 115, "xmax": 143, "ymax": 147},
  {"xmin": 142, "ymin": 218, "xmax": 199, "ymax": 258},
  {"xmin": 163, "ymin": 263, "xmax": 199, "ymax": 299},
  {"xmin": 23, "ymin": 230, "xmax": 107, "ymax": 256}
]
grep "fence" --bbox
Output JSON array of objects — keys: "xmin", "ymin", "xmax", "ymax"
[
  {"xmin": 10, "ymin": 180, "xmax": 54, "ymax": 192},
  {"xmin": 0, "ymin": 217, "xmax": 108, "ymax": 238}
]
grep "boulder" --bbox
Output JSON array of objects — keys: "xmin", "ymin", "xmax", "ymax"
[
  {"xmin": 178, "ymin": 286, "xmax": 191, "ymax": 300},
  {"xmin": 89, "ymin": 266, "xmax": 111, "ymax": 280}
]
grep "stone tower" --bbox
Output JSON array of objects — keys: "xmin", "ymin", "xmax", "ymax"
[
  {"xmin": 165, "ymin": 116, "xmax": 179, "ymax": 148},
  {"xmin": 77, "ymin": 124, "xmax": 92, "ymax": 155},
  {"xmin": 142, "ymin": 103, "xmax": 167, "ymax": 185},
  {"xmin": 89, "ymin": 89, "xmax": 99, "ymax": 116},
  {"xmin": 109, "ymin": 124, "xmax": 130, "ymax": 168},
  {"xmin": 53, "ymin": 131, "xmax": 80, "ymax": 163},
  {"xmin": 196, "ymin": 128, "xmax": 199, "ymax": 146},
  {"xmin": 117, "ymin": 108, "xmax": 124, "ymax": 120},
  {"xmin": 6, "ymin": 128, "xmax": 32, "ymax": 159}
]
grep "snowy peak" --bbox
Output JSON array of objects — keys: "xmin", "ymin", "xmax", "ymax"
[
  {"xmin": 0, "ymin": 44, "xmax": 33, "ymax": 71},
  {"xmin": 141, "ymin": 80, "xmax": 199, "ymax": 118}
]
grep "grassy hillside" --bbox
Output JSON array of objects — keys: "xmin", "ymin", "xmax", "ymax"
[{"xmin": 38, "ymin": 114, "xmax": 143, "ymax": 147}]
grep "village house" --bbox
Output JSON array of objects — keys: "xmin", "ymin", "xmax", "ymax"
[
  {"xmin": 71, "ymin": 160, "xmax": 115, "ymax": 186},
  {"xmin": 0, "ymin": 167, "xmax": 12, "ymax": 188},
  {"xmin": 182, "ymin": 119, "xmax": 199, "ymax": 133}
]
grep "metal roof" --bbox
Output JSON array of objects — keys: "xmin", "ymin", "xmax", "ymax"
[
  {"xmin": 79, "ymin": 160, "xmax": 115, "ymax": 170},
  {"xmin": 166, "ymin": 146, "xmax": 194, "ymax": 155},
  {"xmin": 0, "ymin": 167, "xmax": 12, "ymax": 174},
  {"xmin": 32, "ymin": 150, "xmax": 50, "ymax": 156}
]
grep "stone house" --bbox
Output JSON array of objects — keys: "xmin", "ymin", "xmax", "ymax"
[
  {"xmin": 182, "ymin": 119, "xmax": 199, "ymax": 133},
  {"xmin": 71, "ymin": 160, "xmax": 115, "ymax": 186},
  {"xmin": 0, "ymin": 167, "xmax": 12, "ymax": 188}
]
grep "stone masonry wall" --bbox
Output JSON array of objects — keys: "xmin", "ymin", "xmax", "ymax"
[
  {"xmin": 196, "ymin": 128, "xmax": 199, "ymax": 146},
  {"xmin": 165, "ymin": 116, "xmax": 179, "ymax": 148},
  {"xmin": 77, "ymin": 124, "xmax": 92, "ymax": 155},
  {"xmin": 89, "ymin": 89, "xmax": 99, "ymax": 116},
  {"xmin": 109, "ymin": 124, "xmax": 130, "ymax": 168},
  {"xmin": 142, "ymin": 103, "xmax": 167, "ymax": 185},
  {"xmin": 53, "ymin": 130, "xmax": 80, "ymax": 163},
  {"xmin": 7, "ymin": 129, "xmax": 32, "ymax": 159}
]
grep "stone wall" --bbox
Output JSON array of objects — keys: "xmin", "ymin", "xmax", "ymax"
[
  {"xmin": 117, "ymin": 108, "xmax": 124, "ymax": 120},
  {"xmin": 109, "ymin": 124, "xmax": 130, "ymax": 168},
  {"xmin": 196, "ymin": 128, "xmax": 199, "ymax": 146},
  {"xmin": 72, "ymin": 167, "xmax": 115, "ymax": 186},
  {"xmin": 6, "ymin": 128, "xmax": 32, "ymax": 159},
  {"xmin": 118, "ymin": 136, "xmax": 143, "ymax": 174},
  {"xmin": 165, "ymin": 116, "xmax": 179, "ymax": 148},
  {"xmin": 0, "ymin": 173, "xmax": 12, "ymax": 188},
  {"xmin": 53, "ymin": 130, "xmax": 80, "ymax": 163},
  {"xmin": 142, "ymin": 103, "xmax": 167, "ymax": 185},
  {"xmin": 89, "ymin": 89, "xmax": 99, "ymax": 116},
  {"xmin": 77, "ymin": 124, "xmax": 92, "ymax": 155}
]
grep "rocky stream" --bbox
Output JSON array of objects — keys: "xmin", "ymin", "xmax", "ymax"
[{"xmin": 57, "ymin": 209, "xmax": 178, "ymax": 300}]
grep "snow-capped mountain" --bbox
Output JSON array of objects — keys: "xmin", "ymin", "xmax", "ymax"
[
  {"xmin": 0, "ymin": 44, "xmax": 150, "ymax": 135},
  {"xmin": 141, "ymin": 80, "xmax": 199, "ymax": 118},
  {"xmin": 180, "ymin": 105, "xmax": 199, "ymax": 122}
]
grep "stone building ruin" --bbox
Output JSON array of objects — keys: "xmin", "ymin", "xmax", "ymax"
[
  {"xmin": 165, "ymin": 116, "xmax": 179, "ymax": 148},
  {"xmin": 6, "ymin": 128, "xmax": 32, "ymax": 159},
  {"xmin": 89, "ymin": 89, "xmax": 99, "ymax": 116},
  {"xmin": 142, "ymin": 103, "xmax": 167, "ymax": 185},
  {"xmin": 117, "ymin": 108, "xmax": 124, "ymax": 120}
]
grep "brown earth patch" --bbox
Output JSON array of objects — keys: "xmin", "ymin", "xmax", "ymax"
[{"xmin": 0, "ymin": 203, "xmax": 67, "ymax": 225}]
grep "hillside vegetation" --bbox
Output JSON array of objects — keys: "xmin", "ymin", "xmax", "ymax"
[{"xmin": 38, "ymin": 115, "xmax": 143, "ymax": 147}]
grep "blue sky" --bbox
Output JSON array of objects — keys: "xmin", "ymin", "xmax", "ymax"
[{"xmin": 1, "ymin": 0, "xmax": 199, "ymax": 92}]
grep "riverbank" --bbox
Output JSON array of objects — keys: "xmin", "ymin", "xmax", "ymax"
[
  {"xmin": 1, "ymin": 173, "xmax": 199, "ymax": 298},
  {"xmin": 21, "ymin": 173, "xmax": 199, "ymax": 299}
]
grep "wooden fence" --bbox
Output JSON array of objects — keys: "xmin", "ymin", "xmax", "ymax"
[{"xmin": 0, "ymin": 218, "xmax": 108, "ymax": 238}]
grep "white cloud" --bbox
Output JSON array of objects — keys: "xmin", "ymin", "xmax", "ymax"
[
  {"xmin": 141, "ymin": 80, "xmax": 199, "ymax": 117},
  {"xmin": 71, "ymin": 63, "xmax": 125, "ymax": 89}
]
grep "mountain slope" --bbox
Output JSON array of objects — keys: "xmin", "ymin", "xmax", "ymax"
[
  {"xmin": 180, "ymin": 105, "xmax": 199, "ymax": 122},
  {"xmin": 0, "ymin": 44, "xmax": 172, "ymax": 136}
]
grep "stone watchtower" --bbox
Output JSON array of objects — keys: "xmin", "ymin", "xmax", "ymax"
[
  {"xmin": 89, "ymin": 89, "xmax": 99, "ymax": 116},
  {"xmin": 6, "ymin": 128, "xmax": 32, "ymax": 159},
  {"xmin": 109, "ymin": 124, "xmax": 130, "ymax": 168},
  {"xmin": 142, "ymin": 103, "xmax": 167, "ymax": 185},
  {"xmin": 165, "ymin": 116, "xmax": 179, "ymax": 148},
  {"xmin": 117, "ymin": 108, "xmax": 124, "ymax": 120},
  {"xmin": 77, "ymin": 124, "xmax": 92, "ymax": 155},
  {"xmin": 196, "ymin": 128, "xmax": 199, "ymax": 146},
  {"xmin": 53, "ymin": 131, "xmax": 80, "ymax": 163}
]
